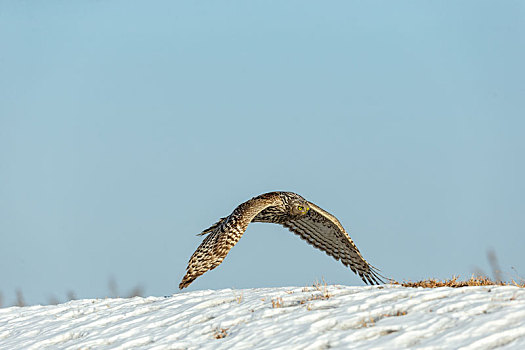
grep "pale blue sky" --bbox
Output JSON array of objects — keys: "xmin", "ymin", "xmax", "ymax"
[{"xmin": 1, "ymin": 1, "xmax": 524, "ymax": 305}]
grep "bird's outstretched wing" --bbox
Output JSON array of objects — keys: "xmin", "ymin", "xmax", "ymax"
[
  {"xmin": 281, "ymin": 201, "xmax": 386, "ymax": 285},
  {"xmin": 179, "ymin": 192, "xmax": 387, "ymax": 289},
  {"xmin": 179, "ymin": 192, "xmax": 282, "ymax": 289}
]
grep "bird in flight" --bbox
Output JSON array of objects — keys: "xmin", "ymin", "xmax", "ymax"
[{"xmin": 179, "ymin": 191, "xmax": 386, "ymax": 289}]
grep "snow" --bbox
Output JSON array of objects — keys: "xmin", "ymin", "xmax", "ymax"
[{"xmin": 1, "ymin": 285, "xmax": 525, "ymax": 349}]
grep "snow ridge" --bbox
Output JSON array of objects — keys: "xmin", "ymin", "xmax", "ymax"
[{"xmin": 1, "ymin": 285, "xmax": 524, "ymax": 349}]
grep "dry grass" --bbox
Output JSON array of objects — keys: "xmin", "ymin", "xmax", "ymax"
[
  {"xmin": 269, "ymin": 283, "xmax": 332, "ymax": 309},
  {"xmin": 299, "ymin": 279, "xmax": 333, "ymax": 310},
  {"xmin": 383, "ymin": 310, "xmax": 407, "ymax": 317},
  {"xmin": 302, "ymin": 278, "xmax": 332, "ymax": 298},
  {"xmin": 358, "ymin": 311, "xmax": 407, "ymax": 328},
  {"xmin": 213, "ymin": 327, "xmax": 229, "ymax": 339},
  {"xmin": 394, "ymin": 275, "xmax": 525, "ymax": 288},
  {"xmin": 392, "ymin": 250, "xmax": 524, "ymax": 288},
  {"xmin": 302, "ymin": 294, "xmax": 330, "ymax": 303},
  {"xmin": 312, "ymin": 278, "xmax": 331, "ymax": 299},
  {"xmin": 271, "ymin": 297, "xmax": 284, "ymax": 308},
  {"xmin": 359, "ymin": 317, "xmax": 376, "ymax": 328},
  {"xmin": 232, "ymin": 291, "xmax": 243, "ymax": 304}
]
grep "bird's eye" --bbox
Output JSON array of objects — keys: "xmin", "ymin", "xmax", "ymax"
[{"xmin": 298, "ymin": 206, "xmax": 303, "ymax": 211}]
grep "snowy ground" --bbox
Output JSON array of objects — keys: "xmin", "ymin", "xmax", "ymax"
[{"xmin": 1, "ymin": 285, "xmax": 525, "ymax": 349}]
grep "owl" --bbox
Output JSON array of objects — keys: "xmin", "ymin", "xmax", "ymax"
[{"xmin": 179, "ymin": 191, "xmax": 386, "ymax": 289}]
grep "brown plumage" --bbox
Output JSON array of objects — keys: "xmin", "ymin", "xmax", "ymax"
[{"xmin": 179, "ymin": 191, "xmax": 386, "ymax": 289}]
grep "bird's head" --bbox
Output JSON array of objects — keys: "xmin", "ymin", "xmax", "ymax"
[
  {"xmin": 279, "ymin": 192, "xmax": 311, "ymax": 217},
  {"xmin": 290, "ymin": 200, "xmax": 310, "ymax": 217}
]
